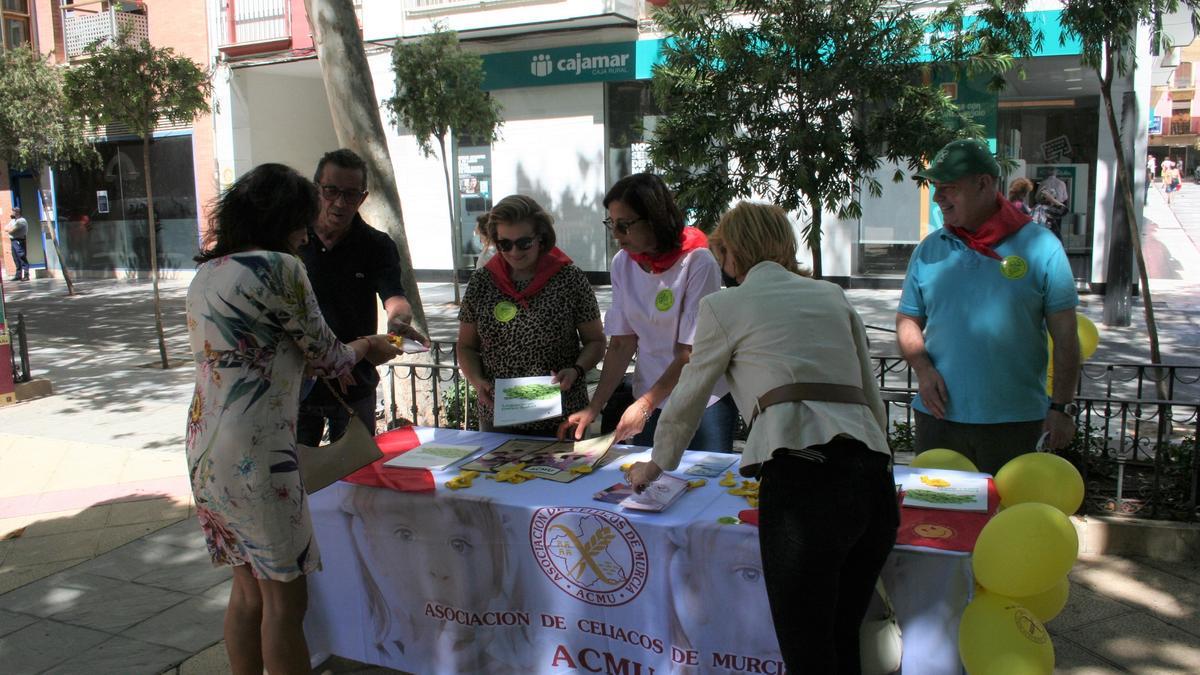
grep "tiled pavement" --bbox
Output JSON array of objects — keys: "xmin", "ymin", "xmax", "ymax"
[{"xmin": 0, "ymin": 183, "xmax": 1198, "ymax": 673}]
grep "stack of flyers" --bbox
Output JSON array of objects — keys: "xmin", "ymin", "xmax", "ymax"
[{"xmin": 620, "ymin": 474, "xmax": 691, "ymax": 513}]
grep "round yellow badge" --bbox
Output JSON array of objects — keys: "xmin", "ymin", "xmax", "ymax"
[
  {"xmin": 654, "ymin": 289, "xmax": 675, "ymax": 312},
  {"xmin": 493, "ymin": 301, "xmax": 518, "ymax": 323},
  {"xmin": 1001, "ymin": 255, "xmax": 1028, "ymax": 280}
]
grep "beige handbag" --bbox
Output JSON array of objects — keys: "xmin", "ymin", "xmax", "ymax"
[
  {"xmin": 860, "ymin": 577, "xmax": 903, "ymax": 674},
  {"xmin": 297, "ymin": 381, "xmax": 383, "ymax": 494}
]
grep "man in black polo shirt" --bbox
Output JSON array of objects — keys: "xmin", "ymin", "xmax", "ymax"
[{"xmin": 297, "ymin": 148, "xmax": 427, "ymax": 445}]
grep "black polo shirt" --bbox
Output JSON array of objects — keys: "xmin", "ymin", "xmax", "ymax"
[{"xmin": 299, "ymin": 214, "xmax": 406, "ymax": 404}]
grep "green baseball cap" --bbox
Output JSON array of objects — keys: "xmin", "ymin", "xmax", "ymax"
[{"xmin": 915, "ymin": 138, "xmax": 1000, "ymax": 182}]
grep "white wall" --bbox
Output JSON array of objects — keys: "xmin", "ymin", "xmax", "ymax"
[
  {"xmin": 235, "ymin": 68, "xmax": 340, "ymax": 178},
  {"xmin": 363, "ymin": 0, "xmax": 640, "ymax": 42},
  {"xmin": 490, "ymin": 84, "xmax": 609, "ymax": 272}
]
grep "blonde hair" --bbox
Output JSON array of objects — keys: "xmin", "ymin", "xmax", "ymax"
[{"xmin": 711, "ymin": 202, "xmax": 808, "ymax": 278}]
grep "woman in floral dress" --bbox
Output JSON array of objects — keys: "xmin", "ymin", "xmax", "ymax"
[{"xmin": 186, "ymin": 163, "xmax": 401, "ymax": 674}]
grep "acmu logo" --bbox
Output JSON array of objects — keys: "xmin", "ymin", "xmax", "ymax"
[
  {"xmin": 530, "ymin": 507, "xmax": 648, "ymax": 606},
  {"xmin": 531, "ymin": 54, "xmax": 553, "ymax": 77}
]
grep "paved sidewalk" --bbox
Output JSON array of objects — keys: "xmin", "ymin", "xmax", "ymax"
[{"xmin": 0, "ymin": 182, "xmax": 1197, "ymax": 673}]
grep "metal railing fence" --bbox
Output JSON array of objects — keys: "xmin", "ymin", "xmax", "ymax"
[{"xmin": 380, "ymin": 342, "xmax": 1200, "ymax": 521}]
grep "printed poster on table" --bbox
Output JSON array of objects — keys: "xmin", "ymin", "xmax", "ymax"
[
  {"xmin": 493, "ymin": 376, "xmax": 563, "ymax": 427},
  {"xmin": 901, "ymin": 470, "xmax": 988, "ymax": 512}
]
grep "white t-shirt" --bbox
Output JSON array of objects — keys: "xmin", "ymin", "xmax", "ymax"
[{"xmin": 605, "ymin": 247, "xmax": 729, "ymax": 409}]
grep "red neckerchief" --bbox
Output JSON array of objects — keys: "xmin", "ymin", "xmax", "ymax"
[
  {"xmin": 946, "ymin": 193, "xmax": 1030, "ymax": 260},
  {"xmin": 484, "ymin": 246, "xmax": 572, "ymax": 309},
  {"xmin": 628, "ymin": 226, "xmax": 708, "ymax": 274}
]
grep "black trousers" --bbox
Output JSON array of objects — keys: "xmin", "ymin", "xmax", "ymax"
[{"xmin": 758, "ymin": 438, "xmax": 899, "ymax": 674}]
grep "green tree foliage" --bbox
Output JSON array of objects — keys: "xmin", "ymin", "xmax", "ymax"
[
  {"xmin": 1059, "ymin": 0, "xmax": 1200, "ymax": 373},
  {"xmin": 64, "ymin": 37, "xmax": 211, "ymax": 368},
  {"xmin": 649, "ymin": 0, "xmax": 1038, "ymax": 277},
  {"xmin": 0, "ymin": 46, "xmax": 98, "ymax": 295},
  {"xmin": 386, "ymin": 26, "xmax": 502, "ymax": 302}
]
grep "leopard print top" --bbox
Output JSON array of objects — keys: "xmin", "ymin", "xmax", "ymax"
[{"xmin": 459, "ymin": 263, "xmax": 601, "ymax": 436}]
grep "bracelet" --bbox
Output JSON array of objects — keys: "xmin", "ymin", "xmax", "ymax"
[
  {"xmin": 569, "ymin": 364, "xmax": 586, "ymax": 381},
  {"xmin": 638, "ymin": 400, "xmax": 653, "ymax": 423}
]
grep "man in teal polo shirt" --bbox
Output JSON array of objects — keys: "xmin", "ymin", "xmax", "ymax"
[{"xmin": 896, "ymin": 139, "xmax": 1081, "ymax": 475}]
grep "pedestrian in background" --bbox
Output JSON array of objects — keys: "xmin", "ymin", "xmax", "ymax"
[
  {"xmin": 1008, "ymin": 177, "xmax": 1034, "ymax": 216},
  {"xmin": 5, "ymin": 206, "xmax": 29, "ymax": 281},
  {"xmin": 186, "ymin": 163, "xmax": 404, "ymax": 674},
  {"xmin": 897, "ymin": 139, "xmax": 1081, "ymax": 475}
]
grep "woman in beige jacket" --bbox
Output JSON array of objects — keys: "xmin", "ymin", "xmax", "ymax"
[{"xmin": 627, "ymin": 202, "xmax": 898, "ymax": 674}]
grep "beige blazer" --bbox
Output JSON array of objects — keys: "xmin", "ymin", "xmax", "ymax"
[{"xmin": 652, "ymin": 261, "xmax": 890, "ymax": 471}]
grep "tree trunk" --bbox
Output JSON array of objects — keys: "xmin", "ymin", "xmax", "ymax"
[
  {"xmin": 1097, "ymin": 48, "xmax": 1166, "ymax": 398},
  {"xmin": 302, "ymin": 0, "xmax": 427, "ymax": 334},
  {"xmin": 805, "ymin": 191, "xmax": 824, "ymax": 278},
  {"xmin": 28, "ymin": 170, "xmax": 75, "ymax": 296},
  {"xmin": 437, "ymin": 134, "xmax": 462, "ymax": 304},
  {"xmin": 143, "ymin": 137, "xmax": 170, "ymax": 370}
]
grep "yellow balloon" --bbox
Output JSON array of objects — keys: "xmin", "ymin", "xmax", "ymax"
[
  {"xmin": 910, "ymin": 448, "xmax": 979, "ymax": 473},
  {"xmin": 1002, "ymin": 577, "xmax": 1071, "ymax": 624},
  {"xmin": 974, "ymin": 502, "xmax": 1078, "ymax": 598},
  {"xmin": 1076, "ymin": 313, "xmax": 1099, "ymax": 361},
  {"xmin": 959, "ymin": 592, "xmax": 1054, "ymax": 675},
  {"xmin": 995, "ymin": 453, "xmax": 1084, "ymax": 516}
]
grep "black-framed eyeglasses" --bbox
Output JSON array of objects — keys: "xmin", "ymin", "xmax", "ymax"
[
  {"xmin": 602, "ymin": 217, "xmax": 644, "ymax": 235},
  {"xmin": 495, "ymin": 236, "xmax": 537, "ymax": 252},
  {"xmin": 318, "ymin": 184, "xmax": 368, "ymax": 204}
]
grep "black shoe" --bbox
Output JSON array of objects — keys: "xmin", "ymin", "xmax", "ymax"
[{"xmin": 8, "ymin": 277, "xmax": 19, "ymax": 282}]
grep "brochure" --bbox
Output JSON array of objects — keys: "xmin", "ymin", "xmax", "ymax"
[
  {"xmin": 593, "ymin": 482, "xmax": 636, "ymax": 504},
  {"xmin": 460, "ymin": 439, "xmax": 552, "ymax": 474},
  {"xmin": 382, "ymin": 443, "xmax": 480, "ymax": 470},
  {"xmin": 460, "ymin": 433, "xmax": 618, "ymax": 483},
  {"xmin": 493, "ymin": 376, "xmax": 563, "ymax": 427},
  {"xmin": 684, "ymin": 456, "xmax": 739, "ymax": 477},
  {"xmin": 900, "ymin": 471, "xmax": 988, "ymax": 512},
  {"xmin": 620, "ymin": 474, "xmax": 691, "ymax": 513}
]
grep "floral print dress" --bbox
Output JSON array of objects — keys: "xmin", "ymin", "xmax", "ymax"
[{"xmin": 186, "ymin": 251, "xmax": 356, "ymax": 581}]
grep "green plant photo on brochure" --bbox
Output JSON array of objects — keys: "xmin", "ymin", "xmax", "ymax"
[{"xmin": 503, "ymin": 384, "xmax": 561, "ymax": 401}]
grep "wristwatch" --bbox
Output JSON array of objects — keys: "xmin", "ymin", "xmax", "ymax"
[
  {"xmin": 569, "ymin": 364, "xmax": 586, "ymax": 381},
  {"xmin": 1048, "ymin": 401, "xmax": 1080, "ymax": 416}
]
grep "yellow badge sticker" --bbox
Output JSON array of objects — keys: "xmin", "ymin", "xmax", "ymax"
[
  {"xmin": 493, "ymin": 301, "xmax": 518, "ymax": 323},
  {"xmin": 654, "ymin": 289, "xmax": 675, "ymax": 312},
  {"xmin": 1000, "ymin": 255, "xmax": 1028, "ymax": 280}
]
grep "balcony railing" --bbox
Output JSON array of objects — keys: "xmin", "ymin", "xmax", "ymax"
[
  {"xmin": 217, "ymin": 0, "xmax": 361, "ymax": 56},
  {"xmin": 218, "ymin": 0, "xmax": 290, "ymax": 49},
  {"xmin": 62, "ymin": 0, "xmax": 149, "ymax": 59}
]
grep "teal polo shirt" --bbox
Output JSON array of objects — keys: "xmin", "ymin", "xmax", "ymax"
[{"xmin": 898, "ymin": 222, "xmax": 1078, "ymax": 424}]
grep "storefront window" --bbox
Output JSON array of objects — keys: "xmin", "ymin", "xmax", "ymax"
[
  {"xmin": 606, "ymin": 81, "xmax": 660, "ymax": 183},
  {"xmin": 997, "ymin": 97, "xmax": 1099, "ymax": 282},
  {"xmin": 54, "ymin": 135, "xmax": 200, "ymax": 272}
]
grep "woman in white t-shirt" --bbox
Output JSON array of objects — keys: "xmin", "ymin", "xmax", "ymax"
[{"xmin": 559, "ymin": 173, "xmax": 737, "ymax": 451}]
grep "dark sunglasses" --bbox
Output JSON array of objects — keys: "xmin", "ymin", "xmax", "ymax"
[
  {"xmin": 602, "ymin": 217, "xmax": 644, "ymax": 235},
  {"xmin": 495, "ymin": 236, "xmax": 537, "ymax": 252},
  {"xmin": 318, "ymin": 184, "xmax": 368, "ymax": 203}
]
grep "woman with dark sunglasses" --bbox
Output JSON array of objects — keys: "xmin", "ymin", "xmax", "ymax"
[
  {"xmin": 558, "ymin": 173, "xmax": 736, "ymax": 452},
  {"xmin": 457, "ymin": 195, "xmax": 606, "ymax": 435}
]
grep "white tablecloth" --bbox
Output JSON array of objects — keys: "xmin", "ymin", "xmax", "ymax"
[{"xmin": 304, "ymin": 428, "xmax": 972, "ymax": 674}]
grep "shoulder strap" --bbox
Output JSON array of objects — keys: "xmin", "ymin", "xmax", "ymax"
[{"xmin": 321, "ymin": 379, "xmax": 357, "ymax": 416}]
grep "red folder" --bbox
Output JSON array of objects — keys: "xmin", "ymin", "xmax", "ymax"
[{"xmin": 342, "ymin": 426, "xmax": 436, "ymax": 493}]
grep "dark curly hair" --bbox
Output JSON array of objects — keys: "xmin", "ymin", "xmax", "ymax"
[
  {"xmin": 196, "ymin": 163, "xmax": 318, "ymax": 263},
  {"xmin": 488, "ymin": 194, "xmax": 556, "ymax": 250},
  {"xmin": 603, "ymin": 173, "xmax": 686, "ymax": 253}
]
